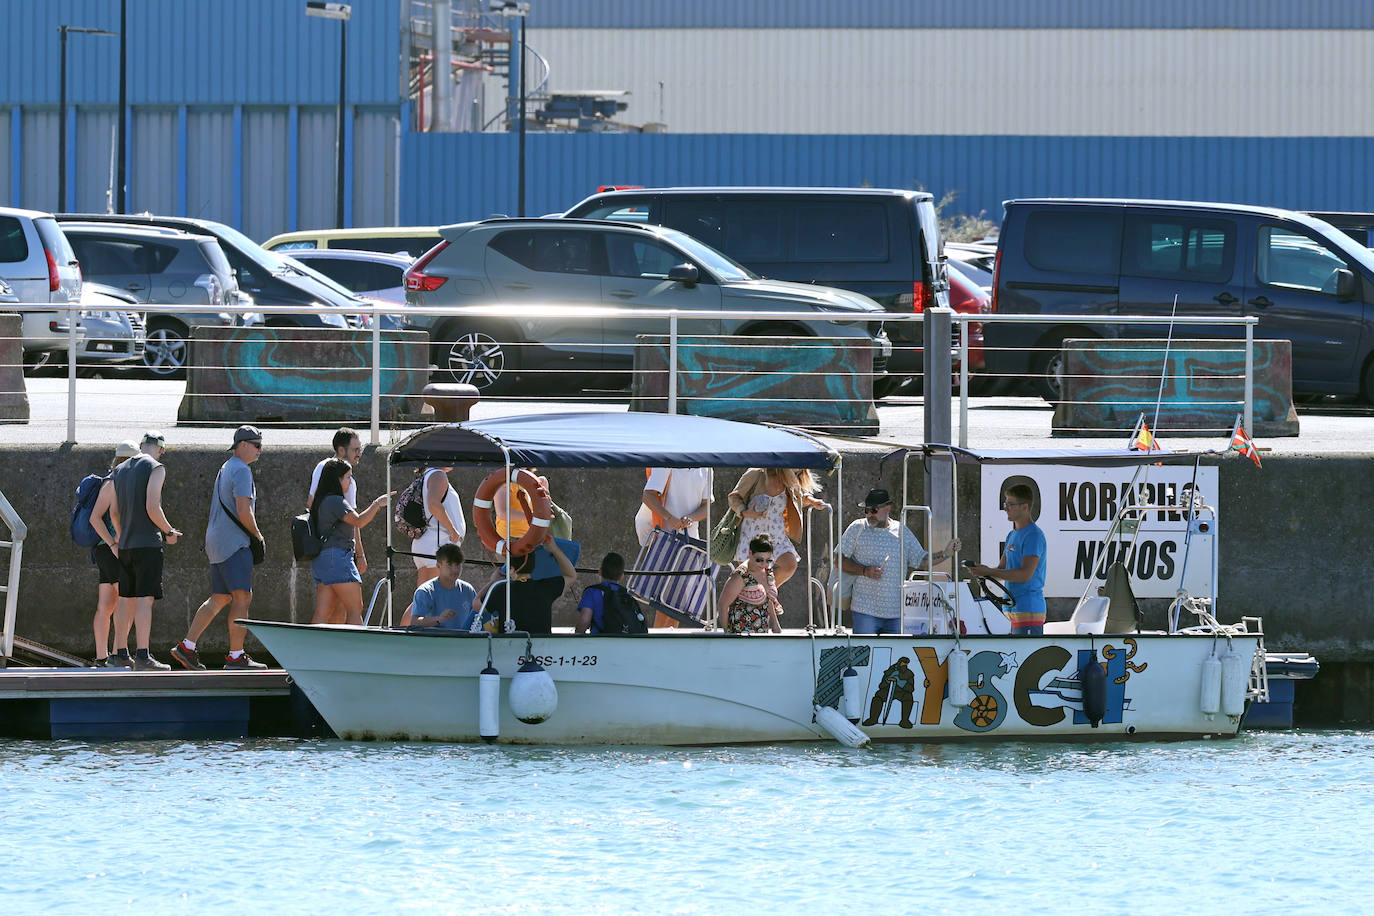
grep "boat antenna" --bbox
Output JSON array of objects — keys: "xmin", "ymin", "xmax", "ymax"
[{"xmin": 1151, "ymin": 293, "xmax": 1181, "ymax": 435}]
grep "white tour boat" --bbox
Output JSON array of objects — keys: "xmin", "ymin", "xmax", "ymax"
[{"xmin": 245, "ymin": 413, "xmax": 1267, "ymax": 746}]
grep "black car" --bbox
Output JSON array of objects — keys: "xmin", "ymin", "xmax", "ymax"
[
  {"xmin": 987, "ymin": 198, "xmax": 1374, "ymax": 400},
  {"xmin": 563, "ymin": 187, "xmax": 947, "ymax": 396}
]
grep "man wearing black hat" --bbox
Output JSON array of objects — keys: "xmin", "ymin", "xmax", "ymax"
[
  {"xmin": 840, "ymin": 488, "xmax": 960, "ymax": 635},
  {"xmin": 172, "ymin": 425, "xmax": 268, "ymax": 670}
]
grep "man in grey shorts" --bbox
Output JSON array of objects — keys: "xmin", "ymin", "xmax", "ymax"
[{"xmin": 171, "ymin": 426, "xmax": 268, "ymax": 670}]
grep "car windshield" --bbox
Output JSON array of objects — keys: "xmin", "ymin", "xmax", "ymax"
[
  {"xmin": 1304, "ymin": 215, "xmax": 1374, "ymax": 275},
  {"xmin": 200, "ymin": 220, "xmax": 362, "ymax": 303},
  {"xmin": 280, "ymin": 254, "xmax": 367, "ymax": 301},
  {"xmin": 655, "ymin": 227, "xmax": 756, "ymax": 281}
]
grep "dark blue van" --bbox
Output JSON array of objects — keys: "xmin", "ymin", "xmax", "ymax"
[{"xmin": 986, "ymin": 199, "xmax": 1374, "ymax": 400}]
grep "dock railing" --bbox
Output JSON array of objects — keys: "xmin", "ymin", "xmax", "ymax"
[
  {"xmin": 0, "ymin": 488, "xmax": 27, "ymax": 664},
  {"xmin": 2, "ymin": 301, "xmax": 1260, "ymax": 445}
]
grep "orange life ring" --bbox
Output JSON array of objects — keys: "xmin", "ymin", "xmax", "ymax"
[{"xmin": 471, "ymin": 469, "xmax": 552, "ymax": 558}]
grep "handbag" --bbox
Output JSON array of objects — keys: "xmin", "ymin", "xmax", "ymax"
[
  {"xmin": 708, "ymin": 510, "xmax": 742, "ymax": 566},
  {"xmin": 216, "ymin": 467, "xmax": 266, "ymax": 566}
]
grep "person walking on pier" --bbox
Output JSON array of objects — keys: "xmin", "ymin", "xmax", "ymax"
[
  {"xmin": 307, "ymin": 427, "xmax": 367, "ymax": 624},
  {"xmin": 108, "ymin": 431, "xmax": 181, "ymax": 670},
  {"xmin": 171, "ymin": 426, "xmax": 268, "ymax": 671},
  {"xmin": 86, "ymin": 439, "xmax": 139, "ymax": 666}
]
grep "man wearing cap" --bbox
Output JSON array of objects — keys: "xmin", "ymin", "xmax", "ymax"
[
  {"xmin": 86, "ymin": 439, "xmax": 139, "ymax": 666},
  {"xmin": 108, "ymin": 431, "xmax": 181, "ymax": 670},
  {"xmin": 840, "ymin": 488, "xmax": 960, "ymax": 635},
  {"xmin": 172, "ymin": 426, "xmax": 268, "ymax": 670}
]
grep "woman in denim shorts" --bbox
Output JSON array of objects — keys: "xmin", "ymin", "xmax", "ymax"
[{"xmin": 309, "ymin": 458, "xmax": 392, "ymax": 625}]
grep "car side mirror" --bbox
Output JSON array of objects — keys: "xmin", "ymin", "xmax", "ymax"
[
  {"xmin": 668, "ymin": 263, "xmax": 699, "ymax": 285},
  {"xmin": 1335, "ymin": 267, "xmax": 1358, "ymax": 299}
]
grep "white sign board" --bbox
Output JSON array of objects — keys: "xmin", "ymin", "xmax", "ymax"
[{"xmin": 978, "ymin": 465, "xmax": 1218, "ymax": 599}]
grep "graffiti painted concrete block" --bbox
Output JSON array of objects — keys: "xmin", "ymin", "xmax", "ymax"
[
  {"xmin": 177, "ymin": 327, "xmax": 430, "ymax": 424},
  {"xmin": 0, "ymin": 315, "xmax": 29, "ymax": 424},
  {"xmin": 1054, "ymin": 338, "xmax": 1298, "ymax": 438},
  {"xmin": 631, "ymin": 335, "xmax": 878, "ymax": 434}
]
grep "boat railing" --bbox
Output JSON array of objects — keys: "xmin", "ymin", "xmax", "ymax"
[
  {"xmin": 0, "ymin": 487, "xmax": 27, "ymax": 665},
  {"xmin": 805, "ymin": 503, "xmax": 836, "ymax": 632}
]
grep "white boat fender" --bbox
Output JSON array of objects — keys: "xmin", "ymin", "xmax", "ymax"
[
  {"xmin": 1220, "ymin": 643, "xmax": 1247, "ymax": 718},
  {"xmin": 1199, "ymin": 647, "xmax": 1221, "ymax": 716},
  {"xmin": 814, "ymin": 704, "xmax": 871, "ymax": 748},
  {"xmin": 947, "ymin": 648, "xmax": 973, "ymax": 707},
  {"xmin": 1080, "ymin": 649, "xmax": 1107, "ymax": 728},
  {"xmin": 509, "ymin": 657, "xmax": 558, "ymax": 725},
  {"xmin": 841, "ymin": 665, "xmax": 863, "ymax": 723},
  {"xmin": 479, "ymin": 663, "xmax": 501, "ymax": 742}
]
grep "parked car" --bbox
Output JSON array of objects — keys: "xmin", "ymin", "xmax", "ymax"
[
  {"xmin": 562, "ymin": 187, "xmax": 947, "ymax": 397},
  {"xmin": 61, "ymin": 223, "xmax": 242, "ymax": 377},
  {"xmin": 262, "ymin": 226, "xmax": 442, "ymax": 259},
  {"xmin": 58, "ymin": 213, "xmax": 355, "ymax": 331},
  {"xmin": 987, "ymin": 198, "xmax": 1374, "ymax": 400},
  {"xmin": 945, "ymin": 241, "xmax": 997, "ymax": 292},
  {"xmin": 75, "ymin": 282, "xmax": 145, "ymax": 370},
  {"xmin": 402, "ymin": 217, "xmax": 891, "ymax": 393},
  {"xmin": 1, "ymin": 206, "xmax": 84, "ymax": 366},
  {"xmin": 282, "ymin": 249, "xmax": 410, "ymax": 330},
  {"xmin": 946, "ymin": 262, "xmax": 993, "ymax": 384}
]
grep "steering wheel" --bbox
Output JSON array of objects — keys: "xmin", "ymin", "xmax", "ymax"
[{"xmin": 961, "ymin": 560, "xmax": 1015, "ymax": 611}]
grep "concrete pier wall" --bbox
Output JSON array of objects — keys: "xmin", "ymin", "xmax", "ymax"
[{"xmin": 2, "ymin": 444, "xmax": 1367, "ymax": 671}]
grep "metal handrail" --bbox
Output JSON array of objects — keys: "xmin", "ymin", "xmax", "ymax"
[{"xmin": 0, "ymin": 488, "xmax": 28, "ymax": 663}]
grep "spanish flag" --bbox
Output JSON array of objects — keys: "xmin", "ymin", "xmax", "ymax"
[
  {"xmin": 1132, "ymin": 422, "xmax": 1160, "ymax": 452},
  {"xmin": 1230, "ymin": 424, "xmax": 1262, "ymax": 468}
]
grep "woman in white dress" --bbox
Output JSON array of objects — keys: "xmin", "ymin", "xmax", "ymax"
[
  {"xmin": 410, "ymin": 466, "xmax": 466, "ymax": 587},
  {"xmin": 726, "ymin": 467, "xmax": 827, "ymax": 588}
]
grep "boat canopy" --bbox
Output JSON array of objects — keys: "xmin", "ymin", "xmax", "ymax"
[
  {"xmin": 915, "ymin": 444, "xmax": 1224, "ymax": 466},
  {"xmin": 388, "ymin": 413, "xmax": 841, "ymax": 470}
]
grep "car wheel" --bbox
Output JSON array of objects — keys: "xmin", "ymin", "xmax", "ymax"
[
  {"xmin": 1363, "ymin": 357, "xmax": 1374, "ymax": 404},
  {"xmin": 873, "ymin": 376, "xmax": 909, "ymax": 399},
  {"xmin": 1031, "ymin": 333, "xmax": 1086, "ymax": 402},
  {"xmin": 143, "ymin": 322, "xmax": 189, "ymax": 378},
  {"xmin": 441, "ymin": 327, "xmax": 517, "ymax": 393}
]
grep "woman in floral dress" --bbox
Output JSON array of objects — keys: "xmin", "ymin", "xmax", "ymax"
[
  {"xmin": 719, "ymin": 535, "xmax": 782, "ymax": 634},
  {"xmin": 727, "ymin": 467, "xmax": 828, "ymax": 588}
]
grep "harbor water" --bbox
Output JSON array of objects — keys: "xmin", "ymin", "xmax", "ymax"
[{"xmin": 3, "ymin": 731, "xmax": 1369, "ymax": 913}]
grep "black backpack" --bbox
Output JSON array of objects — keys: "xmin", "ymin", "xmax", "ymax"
[{"xmin": 593, "ymin": 584, "xmax": 647, "ymax": 635}]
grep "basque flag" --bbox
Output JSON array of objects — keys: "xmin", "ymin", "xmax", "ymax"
[{"xmin": 1229, "ymin": 420, "xmax": 1262, "ymax": 468}]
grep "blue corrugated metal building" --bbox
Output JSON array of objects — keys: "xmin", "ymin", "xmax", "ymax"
[{"xmin": 3, "ymin": 1, "xmax": 1372, "ymax": 240}]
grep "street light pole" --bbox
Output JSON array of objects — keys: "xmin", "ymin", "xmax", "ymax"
[
  {"xmin": 517, "ymin": 10, "xmax": 527, "ymax": 217},
  {"xmin": 336, "ymin": 13, "xmax": 347, "ymax": 228},
  {"xmin": 57, "ymin": 25, "xmax": 117, "ymax": 213},
  {"xmin": 115, "ymin": 0, "xmax": 127, "ymax": 212},
  {"xmin": 306, "ymin": 2, "xmax": 352, "ymax": 229}
]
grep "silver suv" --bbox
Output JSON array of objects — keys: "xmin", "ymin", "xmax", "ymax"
[
  {"xmin": 62, "ymin": 223, "xmax": 241, "ymax": 377},
  {"xmin": 0, "ymin": 206, "xmax": 84, "ymax": 365},
  {"xmin": 402, "ymin": 218, "xmax": 889, "ymax": 392}
]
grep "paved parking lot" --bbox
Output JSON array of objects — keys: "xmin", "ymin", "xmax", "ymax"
[{"xmin": 8, "ymin": 377, "xmax": 1371, "ymax": 456}]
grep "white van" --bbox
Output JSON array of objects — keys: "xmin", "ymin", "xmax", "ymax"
[{"xmin": 0, "ymin": 207, "xmax": 85, "ymax": 364}]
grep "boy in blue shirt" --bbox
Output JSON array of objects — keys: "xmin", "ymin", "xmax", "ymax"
[
  {"xmin": 968, "ymin": 484, "xmax": 1047, "ymax": 634},
  {"xmin": 403, "ymin": 543, "xmax": 477, "ymax": 630},
  {"xmin": 577, "ymin": 552, "xmax": 630, "ymax": 634}
]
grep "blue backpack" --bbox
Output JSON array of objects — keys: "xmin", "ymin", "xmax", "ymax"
[{"xmin": 71, "ymin": 474, "xmax": 107, "ymax": 548}]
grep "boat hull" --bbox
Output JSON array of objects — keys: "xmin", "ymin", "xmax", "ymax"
[{"xmin": 247, "ymin": 621, "xmax": 1260, "ymax": 745}]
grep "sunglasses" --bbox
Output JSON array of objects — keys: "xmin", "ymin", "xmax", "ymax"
[
  {"xmin": 863, "ymin": 506, "xmax": 888, "ymax": 515},
  {"xmin": 245, "ymin": 440, "xmax": 263, "ymax": 450},
  {"xmin": 750, "ymin": 555, "xmax": 775, "ymax": 567}
]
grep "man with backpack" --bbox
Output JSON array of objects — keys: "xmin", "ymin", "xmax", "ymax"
[
  {"xmin": 74, "ymin": 440, "xmax": 139, "ymax": 666},
  {"xmin": 577, "ymin": 552, "xmax": 647, "ymax": 635},
  {"xmin": 109, "ymin": 431, "xmax": 181, "ymax": 670}
]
